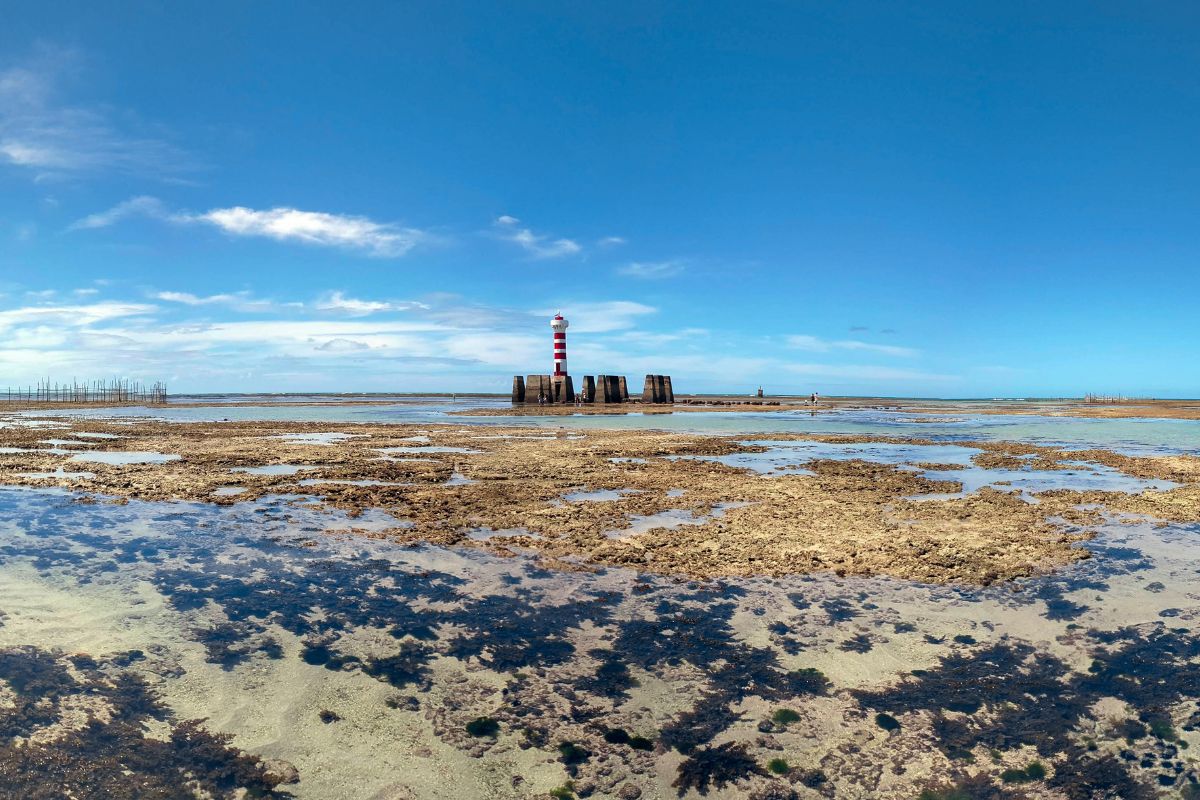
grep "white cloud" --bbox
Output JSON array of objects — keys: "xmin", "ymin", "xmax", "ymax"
[
  {"xmin": 197, "ymin": 206, "xmax": 425, "ymax": 257},
  {"xmin": 154, "ymin": 291, "xmax": 238, "ymax": 306},
  {"xmin": 315, "ymin": 338, "xmax": 371, "ymax": 352},
  {"xmin": 152, "ymin": 290, "xmax": 279, "ymax": 313},
  {"xmin": 0, "ymin": 51, "xmax": 194, "ymax": 179},
  {"xmin": 315, "ymin": 291, "xmax": 428, "ymax": 316},
  {"xmin": 72, "ymin": 197, "xmax": 428, "ymax": 257},
  {"xmin": 494, "ymin": 216, "xmax": 581, "ymax": 259},
  {"xmin": 786, "ymin": 334, "xmax": 918, "ymax": 358},
  {"xmin": 597, "ymin": 236, "xmax": 626, "ymax": 247},
  {"xmin": 617, "ymin": 260, "xmax": 685, "ymax": 279}
]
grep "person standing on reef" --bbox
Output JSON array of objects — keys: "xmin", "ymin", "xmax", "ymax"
[{"xmin": 810, "ymin": 392, "xmax": 818, "ymax": 405}]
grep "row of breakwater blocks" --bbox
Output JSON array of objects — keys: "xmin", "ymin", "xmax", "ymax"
[{"xmin": 512, "ymin": 374, "xmax": 673, "ymax": 404}]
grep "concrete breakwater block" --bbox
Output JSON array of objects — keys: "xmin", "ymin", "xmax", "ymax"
[
  {"xmin": 641, "ymin": 374, "xmax": 675, "ymax": 404},
  {"xmin": 596, "ymin": 375, "xmax": 627, "ymax": 403}
]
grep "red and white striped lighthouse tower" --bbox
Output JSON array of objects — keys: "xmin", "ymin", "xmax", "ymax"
[{"xmin": 551, "ymin": 313, "xmax": 569, "ymax": 376}]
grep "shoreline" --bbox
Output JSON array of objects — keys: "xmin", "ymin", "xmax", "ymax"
[{"xmin": 7, "ymin": 394, "xmax": 1200, "ymax": 420}]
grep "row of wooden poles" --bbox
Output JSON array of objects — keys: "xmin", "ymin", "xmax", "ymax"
[{"xmin": 2, "ymin": 378, "xmax": 167, "ymax": 405}]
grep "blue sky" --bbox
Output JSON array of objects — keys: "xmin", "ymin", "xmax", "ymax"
[{"xmin": 2, "ymin": 2, "xmax": 1198, "ymax": 397}]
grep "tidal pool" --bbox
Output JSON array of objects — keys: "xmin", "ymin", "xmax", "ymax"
[
  {"xmin": 678, "ymin": 441, "xmax": 1179, "ymax": 499},
  {"xmin": 68, "ymin": 451, "xmax": 181, "ymax": 465},
  {"xmin": 1, "ymin": 477, "xmax": 1195, "ymax": 798}
]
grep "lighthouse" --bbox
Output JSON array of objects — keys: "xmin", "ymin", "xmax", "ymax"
[{"xmin": 551, "ymin": 312, "xmax": 569, "ymax": 376}]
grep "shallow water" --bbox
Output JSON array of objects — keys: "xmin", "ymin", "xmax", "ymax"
[
  {"xmin": 69, "ymin": 450, "xmax": 181, "ymax": 465},
  {"xmin": 0, "ymin": 486, "xmax": 1197, "ymax": 798},
  {"xmin": 681, "ymin": 440, "xmax": 1178, "ymax": 498},
  {"xmin": 37, "ymin": 398, "xmax": 1200, "ymax": 455},
  {"xmin": 5, "ymin": 402, "xmax": 1200, "ymax": 797},
  {"xmin": 231, "ymin": 464, "xmax": 318, "ymax": 476}
]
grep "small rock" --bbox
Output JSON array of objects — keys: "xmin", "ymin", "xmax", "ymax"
[
  {"xmin": 618, "ymin": 785, "xmax": 642, "ymax": 800},
  {"xmin": 260, "ymin": 758, "xmax": 300, "ymax": 785}
]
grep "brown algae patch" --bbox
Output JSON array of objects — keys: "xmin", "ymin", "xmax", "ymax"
[{"xmin": 0, "ymin": 418, "xmax": 1198, "ymax": 585}]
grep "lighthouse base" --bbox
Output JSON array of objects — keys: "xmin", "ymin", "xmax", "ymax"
[{"xmin": 522, "ymin": 374, "xmax": 575, "ymax": 404}]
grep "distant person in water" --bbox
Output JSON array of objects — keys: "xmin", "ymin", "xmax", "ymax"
[{"xmin": 810, "ymin": 392, "xmax": 818, "ymax": 404}]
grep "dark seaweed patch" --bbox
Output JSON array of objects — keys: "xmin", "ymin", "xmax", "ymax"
[
  {"xmin": 466, "ymin": 716, "xmax": 499, "ymax": 737},
  {"xmin": 840, "ymin": 633, "xmax": 874, "ymax": 653},
  {"xmin": 0, "ymin": 646, "xmax": 290, "ymax": 798},
  {"xmin": 875, "ymin": 712, "xmax": 901, "ymax": 732},
  {"xmin": 361, "ymin": 643, "xmax": 433, "ymax": 689},
  {"xmin": 673, "ymin": 741, "xmax": 765, "ymax": 795},
  {"xmin": 576, "ymin": 656, "xmax": 638, "ymax": 699}
]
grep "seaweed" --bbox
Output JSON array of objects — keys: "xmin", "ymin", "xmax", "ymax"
[
  {"xmin": 361, "ymin": 643, "xmax": 433, "ymax": 689},
  {"xmin": 771, "ymin": 708, "xmax": 800, "ymax": 725},
  {"xmin": 558, "ymin": 741, "xmax": 591, "ymax": 777},
  {"xmin": 673, "ymin": 742, "xmax": 766, "ymax": 795},
  {"xmin": 604, "ymin": 728, "xmax": 631, "ymax": 744},
  {"xmin": 576, "ymin": 655, "xmax": 638, "ymax": 699},
  {"xmin": 466, "ymin": 716, "xmax": 499, "ymax": 737},
  {"xmin": 875, "ymin": 712, "xmax": 901, "ymax": 732},
  {"xmin": 840, "ymin": 633, "xmax": 873, "ymax": 653},
  {"xmin": 0, "ymin": 645, "xmax": 292, "ymax": 798},
  {"xmin": 1000, "ymin": 761, "xmax": 1046, "ymax": 783}
]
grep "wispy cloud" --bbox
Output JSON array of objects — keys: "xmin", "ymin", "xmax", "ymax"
[
  {"xmin": 0, "ymin": 49, "xmax": 194, "ymax": 179},
  {"xmin": 315, "ymin": 291, "xmax": 428, "ymax": 316},
  {"xmin": 493, "ymin": 215, "xmax": 581, "ymax": 259},
  {"xmin": 70, "ymin": 196, "xmax": 171, "ymax": 230},
  {"xmin": 783, "ymin": 363, "xmax": 955, "ymax": 382},
  {"xmin": 0, "ymin": 300, "xmax": 156, "ymax": 331},
  {"xmin": 154, "ymin": 291, "xmax": 240, "ymax": 306},
  {"xmin": 786, "ymin": 334, "xmax": 918, "ymax": 358},
  {"xmin": 73, "ymin": 197, "xmax": 429, "ymax": 257},
  {"xmin": 536, "ymin": 301, "xmax": 657, "ymax": 333},
  {"xmin": 198, "ymin": 207, "xmax": 425, "ymax": 257},
  {"xmin": 151, "ymin": 290, "xmax": 282, "ymax": 313},
  {"xmin": 616, "ymin": 260, "xmax": 685, "ymax": 279}
]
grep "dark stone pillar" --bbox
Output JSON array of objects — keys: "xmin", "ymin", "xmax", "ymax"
[
  {"xmin": 581, "ymin": 376, "xmax": 595, "ymax": 403},
  {"xmin": 511, "ymin": 376, "xmax": 525, "ymax": 404},
  {"xmin": 642, "ymin": 375, "xmax": 658, "ymax": 403},
  {"xmin": 551, "ymin": 375, "xmax": 575, "ymax": 403},
  {"xmin": 618, "ymin": 376, "xmax": 629, "ymax": 402},
  {"xmin": 526, "ymin": 375, "xmax": 552, "ymax": 404},
  {"xmin": 663, "ymin": 375, "xmax": 674, "ymax": 403},
  {"xmin": 597, "ymin": 375, "xmax": 621, "ymax": 403}
]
